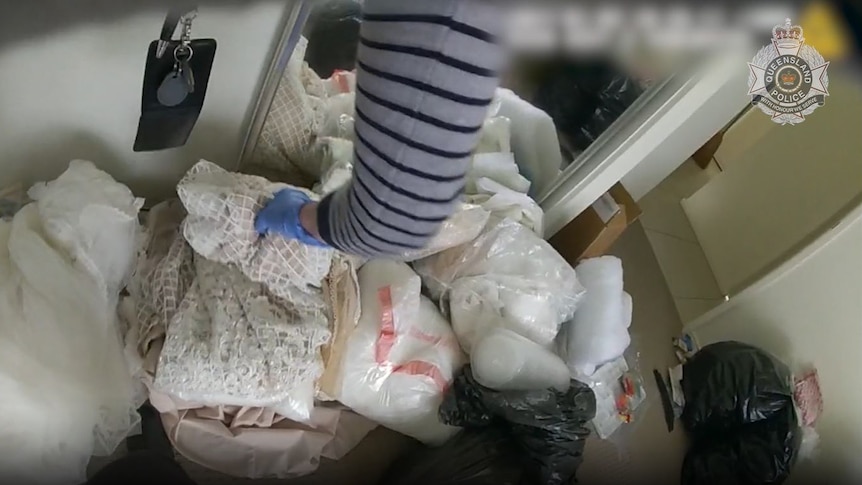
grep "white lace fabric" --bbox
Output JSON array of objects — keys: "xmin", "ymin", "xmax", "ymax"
[
  {"xmin": 250, "ymin": 36, "xmax": 328, "ymax": 180},
  {"xmin": 155, "ymin": 255, "xmax": 329, "ymax": 412},
  {"xmin": 177, "ymin": 160, "xmax": 333, "ymax": 307},
  {"xmin": 135, "ymin": 161, "xmax": 334, "ymax": 420}
]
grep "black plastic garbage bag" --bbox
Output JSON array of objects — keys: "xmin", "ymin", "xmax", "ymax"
[
  {"xmin": 681, "ymin": 406, "xmax": 801, "ymax": 485},
  {"xmin": 681, "ymin": 341, "xmax": 795, "ymax": 433},
  {"xmin": 438, "ymin": 367, "xmax": 596, "ymax": 485},
  {"xmin": 532, "ymin": 61, "xmax": 644, "ymax": 153},
  {"xmin": 378, "ymin": 428, "xmax": 523, "ymax": 485},
  {"xmin": 680, "ymin": 341, "xmax": 800, "ymax": 485},
  {"xmin": 304, "ymin": 0, "xmax": 361, "ymax": 77}
]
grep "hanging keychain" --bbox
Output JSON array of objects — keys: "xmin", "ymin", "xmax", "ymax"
[
  {"xmin": 157, "ymin": 11, "xmax": 197, "ymax": 106},
  {"xmin": 134, "ymin": 6, "xmax": 217, "ymax": 152}
]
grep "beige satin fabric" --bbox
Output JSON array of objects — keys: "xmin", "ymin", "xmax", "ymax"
[
  {"xmin": 150, "ymin": 389, "xmax": 376, "ymax": 479},
  {"xmin": 318, "ymin": 255, "xmax": 362, "ymax": 401}
]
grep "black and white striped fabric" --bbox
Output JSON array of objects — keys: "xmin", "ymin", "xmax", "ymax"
[{"xmin": 317, "ymin": 0, "xmax": 504, "ymax": 257}]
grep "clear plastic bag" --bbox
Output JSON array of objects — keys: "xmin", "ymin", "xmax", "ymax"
[
  {"xmin": 313, "ymin": 138, "xmax": 355, "ymax": 196},
  {"xmin": 466, "ymin": 177, "xmax": 544, "ymax": 236},
  {"xmin": 471, "ymin": 327, "xmax": 570, "ymax": 392},
  {"xmin": 493, "ymin": 88, "xmax": 564, "ymax": 198},
  {"xmin": 415, "ymin": 218, "xmax": 585, "ymax": 353},
  {"xmin": 321, "ymin": 69, "xmax": 356, "ymax": 96},
  {"xmin": 0, "ymin": 162, "xmax": 142, "ymax": 484},
  {"xmin": 466, "ymin": 152, "xmax": 531, "ymax": 195},
  {"xmin": 473, "ymin": 116, "xmax": 512, "ymax": 154},
  {"xmin": 319, "ymin": 91, "xmax": 355, "ymax": 139},
  {"xmin": 557, "ymin": 256, "xmax": 632, "ymax": 377},
  {"xmin": 337, "ymin": 260, "xmax": 464, "ymax": 445},
  {"xmin": 578, "ymin": 352, "xmax": 647, "ymax": 441},
  {"xmin": 398, "ymin": 204, "xmax": 491, "ymax": 263}
]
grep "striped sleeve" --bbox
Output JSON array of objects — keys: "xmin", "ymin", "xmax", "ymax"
[{"xmin": 316, "ymin": 0, "xmax": 504, "ymax": 257}]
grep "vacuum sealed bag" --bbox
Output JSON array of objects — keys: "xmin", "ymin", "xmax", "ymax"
[
  {"xmin": 415, "ymin": 218, "xmax": 584, "ymax": 353},
  {"xmin": 471, "ymin": 328, "xmax": 570, "ymax": 392},
  {"xmin": 337, "ymin": 260, "xmax": 464, "ymax": 445}
]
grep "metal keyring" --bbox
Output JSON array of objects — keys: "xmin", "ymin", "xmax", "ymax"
[{"xmin": 174, "ymin": 43, "xmax": 194, "ymax": 63}]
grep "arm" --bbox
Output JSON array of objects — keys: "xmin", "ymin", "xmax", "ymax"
[{"xmin": 314, "ymin": 0, "xmax": 504, "ymax": 257}]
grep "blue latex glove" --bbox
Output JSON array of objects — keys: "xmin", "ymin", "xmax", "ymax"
[{"xmin": 254, "ymin": 188, "xmax": 328, "ymax": 248}]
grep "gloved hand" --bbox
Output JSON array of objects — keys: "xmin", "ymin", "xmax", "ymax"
[{"xmin": 254, "ymin": 188, "xmax": 328, "ymax": 247}]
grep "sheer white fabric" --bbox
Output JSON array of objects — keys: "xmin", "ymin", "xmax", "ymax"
[{"xmin": 0, "ymin": 161, "xmax": 142, "ymax": 484}]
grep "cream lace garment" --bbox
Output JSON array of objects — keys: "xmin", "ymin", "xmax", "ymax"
[{"xmin": 134, "ymin": 162, "xmax": 334, "ymax": 420}]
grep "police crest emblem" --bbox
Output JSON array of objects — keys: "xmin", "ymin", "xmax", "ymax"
[{"xmin": 748, "ymin": 18, "xmax": 830, "ymax": 125}]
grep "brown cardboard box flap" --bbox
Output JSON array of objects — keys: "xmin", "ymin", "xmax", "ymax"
[{"xmin": 549, "ymin": 183, "xmax": 641, "ymax": 264}]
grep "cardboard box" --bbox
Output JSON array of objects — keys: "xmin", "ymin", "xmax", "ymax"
[{"xmin": 549, "ymin": 183, "xmax": 641, "ymax": 264}]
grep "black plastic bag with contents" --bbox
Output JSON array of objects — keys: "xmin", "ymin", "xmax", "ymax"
[
  {"xmin": 378, "ymin": 428, "xmax": 523, "ymax": 485},
  {"xmin": 437, "ymin": 367, "xmax": 596, "ymax": 485},
  {"xmin": 680, "ymin": 341, "xmax": 801, "ymax": 485}
]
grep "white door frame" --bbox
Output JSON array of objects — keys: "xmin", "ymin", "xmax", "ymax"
[{"xmin": 540, "ymin": 50, "xmax": 752, "ymax": 239}]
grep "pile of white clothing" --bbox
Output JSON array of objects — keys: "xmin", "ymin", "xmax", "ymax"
[
  {"xmin": 249, "ymin": 36, "xmax": 326, "ymax": 184},
  {"xmin": 225, "ymin": 36, "xmax": 596, "ymax": 442},
  {"xmin": 126, "ymin": 182, "xmax": 375, "ymax": 479},
  {"xmin": 132, "ymin": 161, "xmax": 333, "ymax": 423},
  {"xmin": 0, "ymin": 161, "xmax": 143, "ymax": 484},
  {"xmin": 557, "ymin": 256, "xmax": 633, "ymax": 377}
]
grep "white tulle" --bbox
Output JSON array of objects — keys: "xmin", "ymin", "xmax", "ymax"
[{"xmin": 0, "ymin": 161, "xmax": 143, "ymax": 484}]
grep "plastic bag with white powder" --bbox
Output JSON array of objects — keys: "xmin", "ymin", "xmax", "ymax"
[
  {"xmin": 337, "ymin": 260, "xmax": 464, "ymax": 445},
  {"xmin": 472, "ymin": 328, "xmax": 571, "ymax": 392},
  {"xmin": 415, "ymin": 218, "xmax": 585, "ymax": 354}
]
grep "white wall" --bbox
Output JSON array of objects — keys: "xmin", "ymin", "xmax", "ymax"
[
  {"xmin": 682, "ymin": 72, "xmax": 862, "ymax": 295},
  {"xmin": 0, "ymin": 2, "xmax": 289, "ymax": 202},
  {"xmin": 687, "ymin": 202, "xmax": 862, "ymax": 479},
  {"xmin": 541, "ymin": 46, "xmax": 753, "ymax": 238},
  {"xmin": 618, "ymin": 49, "xmax": 751, "ymax": 202}
]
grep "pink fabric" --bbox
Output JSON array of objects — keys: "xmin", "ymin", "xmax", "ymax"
[{"xmin": 147, "ymin": 384, "xmax": 376, "ymax": 479}]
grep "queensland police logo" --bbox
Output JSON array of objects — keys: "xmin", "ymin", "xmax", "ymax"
[{"xmin": 748, "ymin": 18, "xmax": 829, "ymax": 125}]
